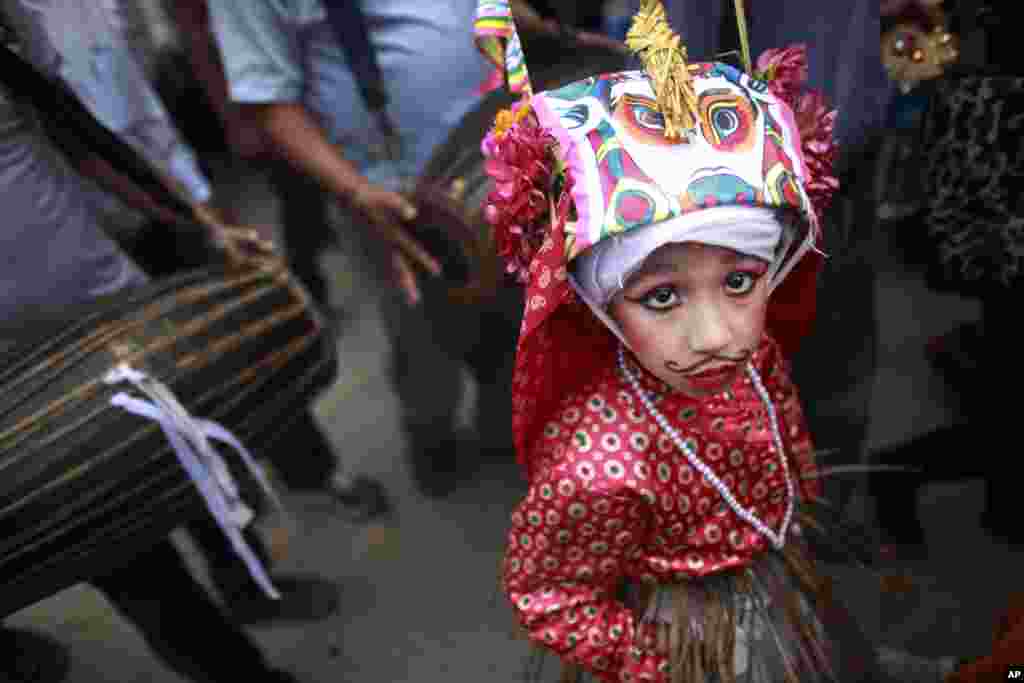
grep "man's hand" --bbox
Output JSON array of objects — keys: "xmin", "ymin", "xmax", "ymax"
[
  {"xmin": 215, "ymin": 225, "xmax": 277, "ymax": 261},
  {"xmin": 192, "ymin": 203, "xmax": 276, "ymax": 265},
  {"xmin": 249, "ymin": 102, "xmax": 443, "ymax": 305},
  {"xmin": 570, "ymin": 29, "xmax": 631, "ymax": 54},
  {"xmin": 349, "ymin": 182, "xmax": 442, "ymax": 306}
]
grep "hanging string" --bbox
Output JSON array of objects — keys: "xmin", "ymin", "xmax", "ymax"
[
  {"xmin": 734, "ymin": 0, "xmax": 753, "ymax": 74},
  {"xmin": 104, "ymin": 362, "xmax": 282, "ymax": 599}
]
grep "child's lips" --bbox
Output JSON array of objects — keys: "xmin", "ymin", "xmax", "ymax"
[{"xmin": 683, "ymin": 364, "xmax": 740, "ymax": 389}]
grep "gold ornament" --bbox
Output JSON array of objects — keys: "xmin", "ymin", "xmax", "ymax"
[{"xmin": 881, "ymin": 3, "xmax": 960, "ymax": 92}]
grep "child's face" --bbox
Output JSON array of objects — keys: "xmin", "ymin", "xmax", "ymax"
[{"xmin": 609, "ymin": 243, "xmax": 770, "ymax": 397}]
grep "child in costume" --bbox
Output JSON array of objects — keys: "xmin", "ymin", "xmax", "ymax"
[{"xmin": 475, "ymin": 1, "xmax": 959, "ymax": 681}]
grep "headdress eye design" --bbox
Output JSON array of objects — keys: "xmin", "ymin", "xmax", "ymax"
[
  {"xmin": 562, "ymin": 104, "xmax": 591, "ymax": 129},
  {"xmin": 698, "ymin": 89, "xmax": 756, "ymax": 152},
  {"xmin": 712, "ymin": 106, "xmax": 740, "ymax": 137},
  {"xmin": 614, "ymin": 94, "xmax": 685, "ymax": 147},
  {"xmin": 631, "ymin": 101, "xmax": 666, "ymax": 132},
  {"xmin": 550, "ymin": 95, "xmax": 606, "ymax": 135},
  {"xmin": 747, "ymin": 78, "xmax": 769, "ymax": 94}
]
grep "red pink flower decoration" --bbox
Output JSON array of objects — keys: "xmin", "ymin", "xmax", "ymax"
[
  {"xmin": 482, "ymin": 98, "xmax": 573, "ymax": 283},
  {"xmin": 755, "ymin": 44, "xmax": 809, "ymax": 103},
  {"xmin": 757, "ymin": 43, "xmax": 839, "ymax": 223},
  {"xmin": 792, "ymin": 90, "xmax": 840, "ymax": 221}
]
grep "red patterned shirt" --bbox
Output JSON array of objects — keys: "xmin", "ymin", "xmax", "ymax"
[{"xmin": 502, "ymin": 334, "xmax": 818, "ymax": 682}]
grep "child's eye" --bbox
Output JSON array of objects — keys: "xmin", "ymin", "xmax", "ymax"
[
  {"xmin": 641, "ymin": 286, "xmax": 680, "ymax": 310},
  {"xmin": 724, "ymin": 272, "xmax": 758, "ymax": 296}
]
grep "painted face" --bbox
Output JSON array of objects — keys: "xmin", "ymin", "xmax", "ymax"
[
  {"xmin": 608, "ymin": 243, "xmax": 770, "ymax": 397},
  {"xmin": 531, "ymin": 64, "xmax": 813, "ymax": 265}
]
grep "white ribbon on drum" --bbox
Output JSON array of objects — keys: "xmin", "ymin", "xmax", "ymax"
[{"xmin": 103, "ymin": 362, "xmax": 283, "ymax": 599}]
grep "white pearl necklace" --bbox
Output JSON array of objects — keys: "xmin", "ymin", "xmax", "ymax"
[{"xmin": 617, "ymin": 346, "xmax": 795, "ymax": 550}]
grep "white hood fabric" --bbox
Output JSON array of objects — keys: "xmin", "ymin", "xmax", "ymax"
[{"xmin": 569, "ymin": 206, "xmax": 796, "ymax": 347}]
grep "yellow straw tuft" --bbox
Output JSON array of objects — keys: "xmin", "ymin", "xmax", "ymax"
[{"xmin": 626, "ymin": 0, "xmax": 699, "ymax": 140}]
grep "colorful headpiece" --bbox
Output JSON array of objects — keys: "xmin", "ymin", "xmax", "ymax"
[
  {"xmin": 474, "ymin": 0, "xmax": 839, "ymax": 472},
  {"xmin": 477, "ymin": 0, "xmax": 837, "ymax": 278}
]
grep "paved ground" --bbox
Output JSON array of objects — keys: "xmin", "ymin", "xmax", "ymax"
[{"xmin": 6, "ymin": 153, "xmax": 1023, "ymax": 682}]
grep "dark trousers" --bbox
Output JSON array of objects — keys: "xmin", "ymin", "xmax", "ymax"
[
  {"xmin": 790, "ymin": 136, "xmax": 882, "ymax": 516},
  {"xmin": 257, "ymin": 408, "xmax": 338, "ymax": 492},
  {"xmin": 90, "ymin": 539, "xmax": 273, "ymax": 682},
  {"xmin": 872, "ymin": 288, "xmax": 1019, "ymax": 534},
  {"xmin": 379, "ymin": 274, "xmax": 522, "ymax": 482},
  {"xmin": 873, "ymin": 424, "xmax": 1011, "ymax": 530},
  {"xmin": 267, "ymin": 162, "xmax": 332, "ymax": 310}
]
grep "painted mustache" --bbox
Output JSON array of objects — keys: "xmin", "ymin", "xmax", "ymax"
[{"xmin": 665, "ymin": 351, "xmax": 752, "ymax": 376}]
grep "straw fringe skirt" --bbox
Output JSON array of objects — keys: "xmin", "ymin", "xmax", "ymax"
[{"xmin": 516, "ymin": 512, "xmax": 884, "ymax": 683}]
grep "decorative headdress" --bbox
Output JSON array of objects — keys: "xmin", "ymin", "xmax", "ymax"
[{"xmin": 474, "ymin": 0, "xmax": 839, "ymax": 474}]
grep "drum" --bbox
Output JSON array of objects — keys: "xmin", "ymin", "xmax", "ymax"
[
  {"xmin": 415, "ymin": 35, "xmax": 632, "ymax": 306},
  {"xmin": 0, "ymin": 259, "xmax": 335, "ymax": 616}
]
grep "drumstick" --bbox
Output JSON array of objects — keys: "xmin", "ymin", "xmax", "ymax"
[
  {"xmin": 192, "ymin": 203, "xmax": 277, "ymax": 269},
  {"xmin": 388, "ymin": 220, "xmax": 443, "ymax": 277},
  {"xmin": 349, "ymin": 185, "xmax": 442, "ymax": 276}
]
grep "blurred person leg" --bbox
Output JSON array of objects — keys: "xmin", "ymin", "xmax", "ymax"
[
  {"xmin": 790, "ymin": 132, "xmax": 884, "ymax": 523},
  {"xmin": 0, "ymin": 626, "xmax": 70, "ymax": 683},
  {"xmin": 462, "ymin": 284, "xmax": 524, "ymax": 462},
  {"xmin": 790, "ymin": 203, "xmax": 878, "ymax": 521},
  {"xmin": 257, "ymin": 407, "xmax": 390, "ymax": 522},
  {"xmin": 186, "ymin": 518, "xmax": 340, "ymax": 626},
  {"xmin": 224, "ymin": 162, "xmax": 390, "ymax": 520},
  {"xmin": 90, "ymin": 539, "xmax": 299, "ymax": 683},
  {"xmin": 378, "ymin": 272, "xmax": 471, "ymax": 498},
  {"xmin": 871, "ymin": 284, "xmax": 1024, "ymax": 547},
  {"xmin": 267, "ymin": 161, "xmax": 333, "ymax": 312},
  {"xmin": 973, "ymin": 285, "xmax": 1022, "ymax": 543},
  {"xmin": 332, "ymin": 189, "xmax": 480, "ymax": 497},
  {"xmin": 870, "ymin": 425, "xmax": 979, "ymax": 545}
]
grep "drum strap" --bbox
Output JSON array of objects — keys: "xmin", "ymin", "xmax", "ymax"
[
  {"xmin": 104, "ymin": 362, "xmax": 283, "ymax": 600},
  {"xmin": 0, "ymin": 42, "xmax": 195, "ymax": 222},
  {"xmin": 321, "ymin": 0, "xmax": 404, "ymax": 164}
]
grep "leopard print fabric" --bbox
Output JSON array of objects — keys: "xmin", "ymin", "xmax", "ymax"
[{"xmin": 921, "ymin": 75, "xmax": 1024, "ymax": 293}]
